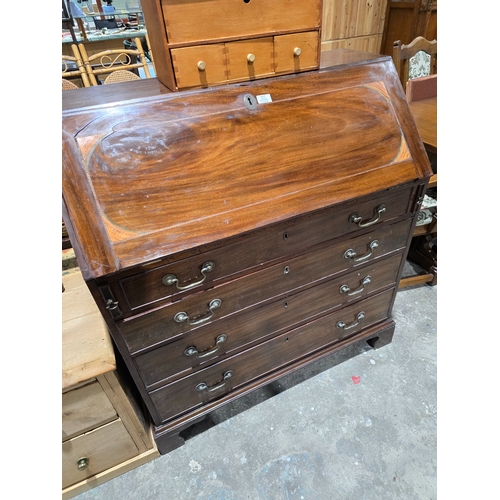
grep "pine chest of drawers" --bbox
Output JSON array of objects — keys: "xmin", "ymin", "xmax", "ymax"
[
  {"xmin": 141, "ymin": 0, "xmax": 322, "ymax": 90},
  {"xmin": 62, "ymin": 54, "xmax": 432, "ymax": 453}
]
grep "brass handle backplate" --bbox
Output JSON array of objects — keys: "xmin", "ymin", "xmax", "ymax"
[
  {"xmin": 162, "ymin": 261, "xmax": 215, "ymax": 291},
  {"xmin": 349, "ymin": 204, "xmax": 386, "ymax": 227},
  {"xmin": 336, "ymin": 311, "xmax": 365, "ymax": 330},
  {"xmin": 174, "ymin": 299, "xmax": 222, "ymax": 326},
  {"xmin": 184, "ymin": 334, "xmax": 227, "ymax": 358},
  {"xmin": 196, "ymin": 370, "xmax": 233, "ymax": 392}
]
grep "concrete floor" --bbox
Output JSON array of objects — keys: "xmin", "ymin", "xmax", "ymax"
[{"xmin": 73, "ymin": 279, "xmax": 437, "ymax": 500}]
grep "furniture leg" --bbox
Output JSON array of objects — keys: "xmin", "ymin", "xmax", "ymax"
[
  {"xmin": 154, "ymin": 415, "xmax": 207, "ymax": 455},
  {"xmin": 366, "ymin": 323, "xmax": 395, "ymax": 349},
  {"xmin": 154, "ymin": 430, "xmax": 186, "ymax": 455}
]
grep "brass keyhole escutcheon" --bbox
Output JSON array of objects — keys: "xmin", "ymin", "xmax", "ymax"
[{"xmin": 243, "ymin": 93, "xmax": 257, "ymax": 110}]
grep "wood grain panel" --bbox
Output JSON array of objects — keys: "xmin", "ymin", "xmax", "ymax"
[
  {"xmin": 322, "ymin": 0, "xmax": 357, "ymax": 40},
  {"xmin": 63, "ymin": 59, "xmax": 432, "ymax": 279},
  {"xmin": 77, "ymin": 81, "xmax": 412, "ymax": 264},
  {"xmin": 162, "ymin": 0, "xmax": 322, "ymax": 44},
  {"xmin": 354, "ymin": 0, "xmax": 387, "ymax": 37},
  {"xmin": 322, "ymin": 0, "xmax": 387, "ymax": 41},
  {"xmin": 321, "ymin": 34, "xmax": 384, "ymax": 54}
]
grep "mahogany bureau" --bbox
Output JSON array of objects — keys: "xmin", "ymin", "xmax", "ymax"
[{"xmin": 62, "ymin": 53, "xmax": 432, "ymax": 454}]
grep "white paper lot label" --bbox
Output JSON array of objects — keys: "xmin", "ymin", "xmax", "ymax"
[{"xmin": 256, "ymin": 94, "xmax": 273, "ymax": 104}]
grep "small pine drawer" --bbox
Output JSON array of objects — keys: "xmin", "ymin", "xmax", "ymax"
[
  {"xmin": 62, "ymin": 381, "xmax": 117, "ymax": 441},
  {"xmin": 274, "ymin": 31, "xmax": 319, "ymax": 73},
  {"xmin": 62, "ymin": 419, "xmax": 139, "ymax": 489},
  {"xmin": 171, "ymin": 44, "xmax": 227, "ymax": 89},
  {"xmin": 226, "ymin": 37, "xmax": 274, "ymax": 81}
]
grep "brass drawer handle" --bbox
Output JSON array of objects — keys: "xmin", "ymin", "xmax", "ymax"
[
  {"xmin": 105, "ymin": 298, "xmax": 119, "ymax": 311},
  {"xmin": 247, "ymin": 53, "xmax": 255, "ymax": 63},
  {"xmin": 293, "ymin": 47, "xmax": 302, "ymax": 57},
  {"xmin": 162, "ymin": 261, "xmax": 215, "ymax": 291},
  {"xmin": 339, "ymin": 276, "xmax": 371, "ymax": 296},
  {"xmin": 196, "ymin": 370, "xmax": 233, "ymax": 392},
  {"xmin": 349, "ymin": 204, "xmax": 386, "ymax": 227},
  {"xmin": 336, "ymin": 311, "xmax": 365, "ymax": 330},
  {"xmin": 197, "ymin": 60, "xmax": 206, "ymax": 71},
  {"xmin": 174, "ymin": 298, "xmax": 222, "ymax": 326},
  {"xmin": 184, "ymin": 334, "xmax": 227, "ymax": 358},
  {"xmin": 344, "ymin": 240, "xmax": 379, "ymax": 262},
  {"xmin": 77, "ymin": 457, "xmax": 89, "ymax": 471}
]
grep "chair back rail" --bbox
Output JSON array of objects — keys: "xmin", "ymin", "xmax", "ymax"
[
  {"xmin": 393, "ymin": 36, "xmax": 437, "ymax": 92},
  {"xmin": 79, "ymin": 38, "xmax": 151, "ymax": 86},
  {"xmin": 62, "ymin": 44, "xmax": 91, "ymax": 88}
]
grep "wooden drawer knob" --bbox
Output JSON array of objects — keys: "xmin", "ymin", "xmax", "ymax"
[
  {"xmin": 293, "ymin": 47, "xmax": 302, "ymax": 57},
  {"xmin": 77, "ymin": 457, "xmax": 89, "ymax": 471},
  {"xmin": 247, "ymin": 53, "xmax": 255, "ymax": 63},
  {"xmin": 197, "ymin": 61, "xmax": 207, "ymax": 71}
]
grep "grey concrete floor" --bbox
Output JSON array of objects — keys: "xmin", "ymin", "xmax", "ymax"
[{"xmin": 73, "ymin": 281, "xmax": 437, "ymax": 500}]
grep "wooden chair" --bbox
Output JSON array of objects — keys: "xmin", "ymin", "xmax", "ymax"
[
  {"xmin": 62, "ymin": 44, "xmax": 90, "ymax": 89},
  {"xmin": 78, "ymin": 37, "xmax": 151, "ymax": 86},
  {"xmin": 393, "ymin": 36, "xmax": 437, "ymax": 92}
]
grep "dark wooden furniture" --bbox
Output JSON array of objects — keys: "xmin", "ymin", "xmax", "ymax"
[
  {"xmin": 140, "ymin": 0, "xmax": 322, "ymax": 90},
  {"xmin": 62, "ymin": 50, "xmax": 432, "ymax": 454},
  {"xmin": 381, "ymin": 0, "xmax": 437, "ymax": 57}
]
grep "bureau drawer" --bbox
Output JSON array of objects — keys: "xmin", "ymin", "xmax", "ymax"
[
  {"xmin": 62, "ymin": 381, "xmax": 117, "ymax": 441},
  {"xmin": 171, "ymin": 44, "xmax": 227, "ymax": 89},
  {"xmin": 226, "ymin": 38, "xmax": 274, "ymax": 81},
  {"xmin": 62, "ymin": 419, "xmax": 139, "ymax": 489},
  {"xmin": 135, "ymin": 253, "xmax": 402, "ymax": 388},
  {"xmin": 274, "ymin": 31, "xmax": 319, "ymax": 73},
  {"xmin": 149, "ymin": 287, "xmax": 394, "ymax": 422},
  {"xmin": 118, "ymin": 187, "xmax": 414, "ymax": 312},
  {"xmin": 119, "ymin": 218, "xmax": 411, "ymax": 350}
]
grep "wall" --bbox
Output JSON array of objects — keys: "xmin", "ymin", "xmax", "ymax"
[{"xmin": 321, "ymin": 0, "xmax": 388, "ymax": 54}]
